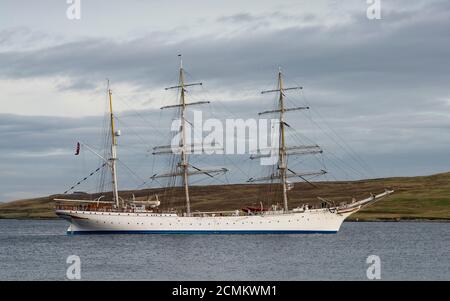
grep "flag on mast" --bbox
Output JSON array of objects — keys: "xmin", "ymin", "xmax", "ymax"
[{"xmin": 75, "ymin": 142, "xmax": 80, "ymax": 155}]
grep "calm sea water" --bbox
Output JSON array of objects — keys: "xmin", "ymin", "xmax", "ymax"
[{"xmin": 0, "ymin": 219, "xmax": 448, "ymax": 280}]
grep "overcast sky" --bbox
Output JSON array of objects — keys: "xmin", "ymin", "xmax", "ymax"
[{"xmin": 1, "ymin": 0, "xmax": 449, "ymax": 202}]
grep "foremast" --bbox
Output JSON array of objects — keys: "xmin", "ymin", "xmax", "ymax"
[{"xmin": 107, "ymin": 81, "xmax": 120, "ymax": 208}]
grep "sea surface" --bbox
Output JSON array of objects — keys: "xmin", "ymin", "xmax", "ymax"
[{"xmin": 0, "ymin": 219, "xmax": 448, "ymax": 280}]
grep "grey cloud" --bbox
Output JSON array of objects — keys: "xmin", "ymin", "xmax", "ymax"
[
  {"xmin": 0, "ymin": 11, "xmax": 446, "ymax": 72},
  {"xmin": 0, "ymin": 1, "xmax": 449, "ymax": 98},
  {"xmin": 217, "ymin": 13, "xmax": 263, "ymax": 24},
  {"xmin": 1, "ymin": 0, "xmax": 450, "ymax": 201}
]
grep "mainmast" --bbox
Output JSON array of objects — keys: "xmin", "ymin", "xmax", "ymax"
[
  {"xmin": 152, "ymin": 55, "xmax": 228, "ymax": 217},
  {"xmin": 277, "ymin": 68, "xmax": 289, "ymax": 212},
  {"xmin": 251, "ymin": 68, "xmax": 327, "ymax": 213},
  {"xmin": 178, "ymin": 57, "xmax": 191, "ymax": 216},
  {"xmin": 107, "ymin": 81, "xmax": 120, "ymax": 208}
]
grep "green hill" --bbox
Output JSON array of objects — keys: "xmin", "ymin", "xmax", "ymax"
[{"xmin": 1, "ymin": 172, "xmax": 450, "ymax": 221}]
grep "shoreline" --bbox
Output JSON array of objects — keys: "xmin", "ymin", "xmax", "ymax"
[
  {"xmin": 346, "ymin": 218, "xmax": 450, "ymax": 223},
  {"xmin": 2, "ymin": 172, "xmax": 450, "ymax": 222}
]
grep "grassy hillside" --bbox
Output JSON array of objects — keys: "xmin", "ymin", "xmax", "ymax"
[{"xmin": 1, "ymin": 172, "xmax": 450, "ymax": 221}]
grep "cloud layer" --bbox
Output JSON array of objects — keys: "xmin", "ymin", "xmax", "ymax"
[{"xmin": 1, "ymin": 0, "xmax": 450, "ymax": 201}]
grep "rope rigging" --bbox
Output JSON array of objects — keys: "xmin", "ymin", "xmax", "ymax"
[
  {"xmin": 63, "ymin": 65, "xmax": 379, "ymax": 213},
  {"xmin": 64, "ymin": 162, "xmax": 108, "ymax": 194}
]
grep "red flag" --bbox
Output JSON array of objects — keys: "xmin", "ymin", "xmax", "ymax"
[{"xmin": 75, "ymin": 142, "xmax": 80, "ymax": 155}]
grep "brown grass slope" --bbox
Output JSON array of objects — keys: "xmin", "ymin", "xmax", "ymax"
[{"xmin": 1, "ymin": 172, "xmax": 449, "ymax": 221}]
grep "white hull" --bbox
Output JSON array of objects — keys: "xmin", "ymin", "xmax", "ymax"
[
  {"xmin": 55, "ymin": 190, "xmax": 393, "ymax": 234},
  {"xmin": 56, "ymin": 208, "xmax": 354, "ymax": 234}
]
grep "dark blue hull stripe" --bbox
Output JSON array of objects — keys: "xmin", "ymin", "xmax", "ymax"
[{"xmin": 68, "ymin": 230, "xmax": 338, "ymax": 235}]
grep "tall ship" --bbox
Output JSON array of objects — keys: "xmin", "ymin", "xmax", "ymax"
[{"xmin": 55, "ymin": 57, "xmax": 394, "ymax": 234}]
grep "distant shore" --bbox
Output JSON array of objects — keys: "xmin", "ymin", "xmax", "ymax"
[
  {"xmin": 1, "ymin": 172, "xmax": 450, "ymax": 221},
  {"xmin": 346, "ymin": 218, "xmax": 450, "ymax": 222}
]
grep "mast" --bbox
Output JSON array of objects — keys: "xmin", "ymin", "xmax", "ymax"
[
  {"xmin": 154, "ymin": 55, "xmax": 228, "ymax": 216},
  {"xmin": 277, "ymin": 68, "xmax": 289, "ymax": 212},
  {"xmin": 179, "ymin": 56, "xmax": 191, "ymax": 216},
  {"xmin": 255, "ymin": 68, "xmax": 327, "ymax": 213},
  {"xmin": 107, "ymin": 81, "xmax": 120, "ymax": 208}
]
